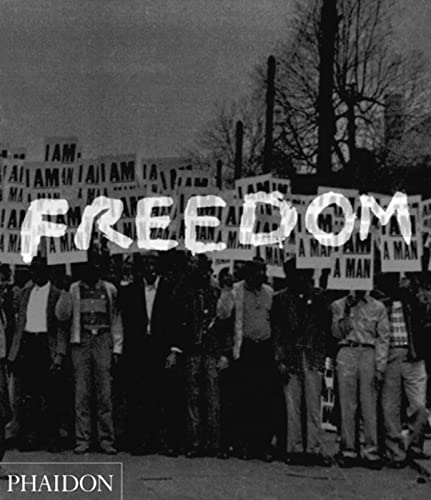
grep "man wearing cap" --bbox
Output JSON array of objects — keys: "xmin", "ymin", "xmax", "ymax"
[
  {"xmin": 56, "ymin": 259, "xmax": 123, "ymax": 455},
  {"xmin": 331, "ymin": 290, "xmax": 390, "ymax": 468},
  {"xmin": 273, "ymin": 260, "xmax": 332, "ymax": 465},
  {"xmin": 8, "ymin": 259, "xmax": 67, "ymax": 452}
]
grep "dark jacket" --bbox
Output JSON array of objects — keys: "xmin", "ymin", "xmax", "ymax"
[
  {"xmin": 173, "ymin": 278, "xmax": 226, "ymax": 356},
  {"xmin": 120, "ymin": 276, "xmax": 174, "ymax": 363},
  {"xmin": 373, "ymin": 288, "xmax": 429, "ymax": 362},
  {"xmin": 272, "ymin": 287, "xmax": 332, "ymax": 374},
  {"xmin": 8, "ymin": 283, "xmax": 68, "ymax": 363}
]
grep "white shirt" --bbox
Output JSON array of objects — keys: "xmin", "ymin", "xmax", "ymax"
[
  {"xmin": 25, "ymin": 282, "xmax": 51, "ymax": 333},
  {"xmin": 144, "ymin": 277, "xmax": 160, "ymax": 334}
]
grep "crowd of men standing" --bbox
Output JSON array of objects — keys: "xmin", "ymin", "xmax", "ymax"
[{"xmin": 0, "ymin": 250, "xmax": 430, "ymax": 475}]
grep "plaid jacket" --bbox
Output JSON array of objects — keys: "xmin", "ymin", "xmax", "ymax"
[{"xmin": 373, "ymin": 288, "xmax": 428, "ymax": 362}]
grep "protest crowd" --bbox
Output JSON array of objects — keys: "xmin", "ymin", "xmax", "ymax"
[
  {"xmin": 0, "ymin": 145, "xmax": 430, "ymax": 475},
  {"xmin": 0, "ymin": 248, "xmax": 430, "ymax": 473}
]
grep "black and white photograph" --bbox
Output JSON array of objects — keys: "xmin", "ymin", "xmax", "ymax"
[{"xmin": 0, "ymin": 0, "xmax": 431, "ymax": 498}]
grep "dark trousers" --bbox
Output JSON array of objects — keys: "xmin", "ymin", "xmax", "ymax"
[
  {"xmin": 125, "ymin": 342, "xmax": 185, "ymax": 452},
  {"xmin": 185, "ymin": 352, "xmax": 220, "ymax": 451},
  {"xmin": 219, "ymin": 364, "xmax": 238, "ymax": 451},
  {"xmin": 0, "ymin": 361, "xmax": 9, "ymax": 461},
  {"xmin": 237, "ymin": 339, "xmax": 279, "ymax": 454},
  {"xmin": 16, "ymin": 334, "xmax": 60, "ymax": 445}
]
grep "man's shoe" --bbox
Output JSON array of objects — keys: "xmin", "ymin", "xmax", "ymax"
[
  {"xmin": 185, "ymin": 447, "xmax": 200, "ymax": 458},
  {"xmin": 100, "ymin": 444, "xmax": 118, "ymax": 455},
  {"xmin": 74, "ymin": 444, "xmax": 89, "ymax": 455},
  {"xmin": 336, "ymin": 454, "xmax": 357, "ymax": 468},
  {"xmin": 161, "ymin": 447, "xmax": 179, "ymax": 458},
  {"xmin": 408, "ymin": 449, "xmax": 430, "ymax": 460},
  {"xmin": 286, "ymin": 453, "xmax": 306, "ymax": 466},
  {"xmin": 305, "ymin": 454, "xmax": 333, "ymax": 467},
  {"xmin": 260, "ymin": 451, "xmax": 274, "ymax": 463},
  {"xmin": 387, "ymin": 460, "xmax": 407, "ymax": 469},
  {"xmin": 363, "ymin": 458, "xmax": 383, "ymax": 470},
  {"xmin": 216, "ymin": 449, "xmax": 229, "ymax": 460},
  {"xmin": 131, "ymin": 445, "xmax": 149, "ymax": 456}
]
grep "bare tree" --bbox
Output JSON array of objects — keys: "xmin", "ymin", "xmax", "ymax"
[
  {"xmin": 189, "ymin": 0, "xmax": 430, "ymax": 185},
  {"xmin": 260, "ymin": 0, "xmax": 430, "ymax": 175},
  {"xmin": 185, "ymin": 96, "xmax": 265, "ymax": 184}
]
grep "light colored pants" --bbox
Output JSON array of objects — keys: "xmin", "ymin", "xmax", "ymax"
[
  {"xmin": 72, "ymin": 330, "xmax": 114, "ymax": 448},
  {"xmin": 382, "ymin": 348, "xmax": 428, "ymax": 462},
  {"xmin": 336, "ymin": 346, "xmax": 379, "ymax": 461},
  {"xmin": 284, "ymin": 352, "xmax": 325, "ymax": 455}
]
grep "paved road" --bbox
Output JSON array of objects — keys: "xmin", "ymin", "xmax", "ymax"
[{"xmin": 1, "ymin": 450, "xmax": 430, "ymax": 500}]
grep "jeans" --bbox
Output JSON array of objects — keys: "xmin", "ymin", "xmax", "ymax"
[{"xmin": 72, "ymin": 330, "xmax": 114, "ymax": 448}]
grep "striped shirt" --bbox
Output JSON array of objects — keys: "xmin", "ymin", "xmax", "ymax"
[
  {"xmin": 389, "ymin": 301, "xmax": 409, "ymax": 347},
  {"xmin": 80, "ymin": 281, "xmax": 110, "ymax": 334}
]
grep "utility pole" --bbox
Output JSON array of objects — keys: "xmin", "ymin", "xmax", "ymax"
[
  {"xmin": 234, "ymin": 120, "xmax": 244, "ymax": 180},
  {"xmin": 216, "ymin": 159, "xmax": 223, "ymax": 189},
  {"xmin": 317, "ymin": 0, "xmax": 338, "ymax": 181},
  {"xmin": 263, "ymin": 55, "xmax": 276, "ymax": 174},
  {"xmin": 346, "ymin": 84, "xmax": 357, "ymax": 165}
]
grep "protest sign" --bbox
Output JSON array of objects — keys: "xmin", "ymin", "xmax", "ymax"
[
  {"xmin": 317, "ymin": 186, "xmax": 359, "ymax": 231},
  {"xmin": 255, "ymin": 245, "xmax": 290, "ymax": 278},
  {"xmin": 2, "ymin": 158, "xmax": 28, "ymax": 203},
  {"xmin": 47, "ymin": 232, "xmax": 87, "ymax": 265},
  {"xmin": 138, "ymin": 157, "xmax": 190, "ymax": 192},
  {"xmin": 380, "ymin": 194, "xmax": 422, "ymax": 272},
  {"xmin": 271, "ymin": 177, "xmax": 291, "ymax": 196},
  {"xmin": 44, "ymin": 137, "xmax": 80, "ymax": 163},
  {"xmin": 421, "ymin": 198, "xmax": 431, "ymax": 236},
  {"xmin": 235, "ymin": 173, "xmax": 272, "ymax": 200},
  {"xmin": 0, "ymin": 204, "xmax": 30, "ymax": 264},
  {"xmin": 47, "ymin": 202, "xmax": 87, "ymax": 265},
  {"xmin": 295, "ymin": 198, "xmax": 334, "ymax": 269},
  {"xmin": 212, "ymin": 193, "xmax": 254, "ymax": 261},
  {"xmin": 327, "ymin": 232, "xmax": 374, "ymax": 291}
]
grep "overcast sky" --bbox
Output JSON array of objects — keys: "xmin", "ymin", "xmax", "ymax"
[{"xmin": 0, "ymin": 0, "xmax": 430, "ymax": 160}]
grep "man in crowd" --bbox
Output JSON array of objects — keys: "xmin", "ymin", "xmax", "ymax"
[
  {"xmin": 173, "ymin": 255, "xmax": 227, "ymax": 458},
  {"xmin": 233, "ymin": 258, "xmax": 277, "ymax": 461},
  {"xmin": 120, "ymin": 251, "xmax": 178, "ymax": 455},
  {"xmin": 331, "ymin": 290, "xmax": 390, "ymax": 469},
  {"xmin": 8, "ymin": 259, "xmax": 67, "ymax": 452},
  {"xmin": 215, "ymin": 268, "xmax": 235, "ymax": 458},
  {"xmin": 374, "ymin": 273, "xmax": 429, "ymax": 467},
  {"xmin": 0, "ymin": 264, "xmax": 21, "ymax": 445},
  {"xmin": 56, "ymin": 258, "xmax": 123, "ymax": 455},
  {"xmin": 272, "ymin": 260, "xmax": 332, "ymax": 465},
  {"xmin": 0, "ymin": 289, "xmax": 10, "ymax": 478}
]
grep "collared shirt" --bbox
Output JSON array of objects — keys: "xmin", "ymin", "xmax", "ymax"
[
  {"xmin": 144, "ymin": 277, "xmax": 160, "ymax": 334},
  {"xmin": 331, "ymin": 293, "xmax": 389, "ymax": 346},
  {"xmin": 389, "ymin": 301, "xmax": 409, "ymax": 347},
  {"xmin": 25, "ymin": 282, "xmax": 51, "ymax": 333},
  {"xmin": 217, "ymin": 288, "xmax": 235, "ymax": 320},
  {"xmin": 243, "ymin": 284, "xmax": 272, "ymax": 341},
  {"xmin": 80, "ymin": 281, "xmax": 109, "ymax": 334}
]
